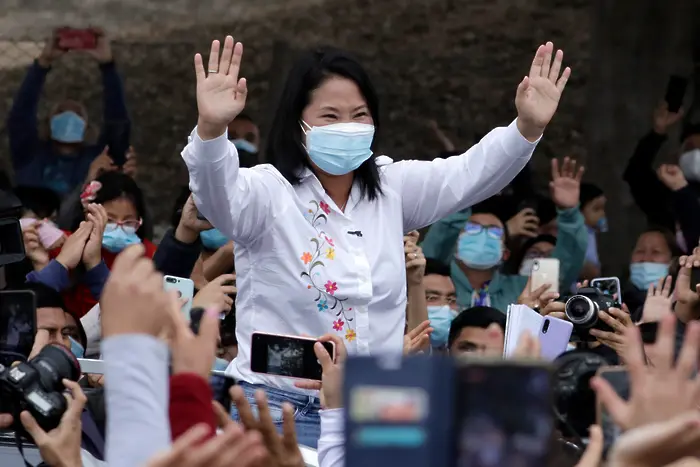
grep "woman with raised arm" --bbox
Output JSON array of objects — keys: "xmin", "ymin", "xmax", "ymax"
[{"xmin": 182, "ymin": 36, "xmax": 571, "ymax": 446}]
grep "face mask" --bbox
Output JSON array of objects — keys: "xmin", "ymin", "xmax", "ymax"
[
  {"xmin": 102, "ymin": 226, "xmax": 142, "ymax": 253},
  {"xmin": 213, "ymin": 357, "xmax": 229, "ymax": 372},
  {"xmin": 456, "ymin": 231, "xmax": 503, "ymax": 270},
  {"xmin": 679, "ymin": 149, "xmax": 700, "ymax": 182},
  {"xmin": 68, "ymin": 336, "xmax": 84, "ymax": 358},
  {"xmin": 200, "ymin": 228, "xmax": 229, "ymax": 250},
  {"xmin": 50, "ymin": 111, "xmax": 86, "ymax": 143},
  {"xmin": 427, "ymin": 305, "xmax": 454, "ymax": 348},
  {"xmin": 597, "ymin": 217, "xmax": 609, "ymax": 233},
  {"xmin": 302, "ymin": 121, "xmax": 375, "ymax": 175},
  {"xmin": 519, "ymin": 258, "xmax": 535, "ymax": 277},
  {"xmin": 231, "ymin": 138, "xmax": 258, "ymax": 154},
  {"xmin": 630, "ymin": 262, "xmax": 669, "ymax": 291}
]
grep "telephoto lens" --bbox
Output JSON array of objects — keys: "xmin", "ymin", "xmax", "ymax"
[
  {"xmin": 0, "ymin": 344, "xmax": 81, "ymax": 435},
  {"xmin": 564, "ymin": 287, "xmax": 616, "ymax": 341}
]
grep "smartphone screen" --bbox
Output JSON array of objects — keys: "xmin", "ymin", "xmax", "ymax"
[
  {"xmin": 250, "ymin": 332, "xmax": 334, "ymax": 381},
  {"xmin": 590, "ymin": 277, "xmax": 622, "ymax": 306},
  {"xmin": 455, "ymin": 363, "xmax": 553, "ymax": 467},
  {"xmin": 57, "ymin": 28, "xmax": 97, "ymax": 50},
  {"xmin": 0, "ymin": 291, "xmax": 37, "ymax": 367},
  {"xmin": 597, "ymin": 368, "xmax": 629, "ymax": 457},
  {"xmin": 665, "ymin": 75, "xmax": 688, "ymax": 113}
]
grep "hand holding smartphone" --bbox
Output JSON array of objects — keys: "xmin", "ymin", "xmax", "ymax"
[
  {"xmin": 163, "ymin": 275, "xmax": 195, "ymax": 320},
  {"xmin": 665, "ymin": 75, "xmax": 688, "ymax": 114},
  {"xmin": 530, "ymin": 258, "xmax": 560, "ymax": 294},
  {"xmin": 56, "ymin": 28, "xmax": 97, "ymax": 50},
  {"xmin": 250, "ymin": 332, "xmax": 335, "ymax": 381}
]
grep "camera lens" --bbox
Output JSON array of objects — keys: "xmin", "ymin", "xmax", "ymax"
[
  {"xmin": 31, "ymin": 344, "xmax": 81, "ymax": 389},
  {"xmin": 166, "ymin": 277, "xmax": 176, "ymax": 283},
  {"xmin": 565, "ymin": 295, "xmax": 596, "ymax": 326}
]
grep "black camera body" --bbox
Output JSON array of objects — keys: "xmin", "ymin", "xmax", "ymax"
[
  {"xmin": 0, "ymin": 344, "xmax": 80, "ymax": 435},
  {"xmin": 564, "ymin": 287, "xmax": 616, "ymax": 341}
]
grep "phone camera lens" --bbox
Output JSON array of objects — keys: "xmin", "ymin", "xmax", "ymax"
[
  {"xmin": 166, "ymin": 277, "xmax": 176, "ymax": 284},
  {"xmin": 532, "ymin": 261, "xmax": 539, "ymax": 271},
  {"xmin": 541, "ymin": 319, "xmax": 550, "ymax": 334}
]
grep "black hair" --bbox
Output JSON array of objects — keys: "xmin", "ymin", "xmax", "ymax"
[
  {"xmin": 19, "ymin": 281, "xmax": 66, "ymax": 311},
  {"xmin": 266, "ymin": 46, "xmax": 383, "ymax": 201},
  {"xmin": 579, "ymin": 182, "xmax": 604, "ymax": 209},
  {"xmin": 14, "ymin": 185, "xmax": 62, "ymax": 219},
  {"xmin": 448, "ymin": 306, "xmax": 506, "ymax": 348},
  {"xmin": 681, "ymin": 122, "xmax": 700, "ymax": 143},
  {"xmin": 424, "ymin": 258, "xmax": 451, "ymax": 277},
  {"xmin": 234, "ymin": 113, "xmax": 255, "ymax": 124},
  {"xmin": 71, "ymin": 172, "xmax": 150, "ymax": 240},
  {"xmin": 535, "ymin": 196, "xmax": 557, "ymax": 225},
  {"xmin": 639, "ymin": 225, "xmax": 683, "ymax": 259},
  {"xmin": 470, "ymin": 198, "xmax": 510, "ymax": 245}
]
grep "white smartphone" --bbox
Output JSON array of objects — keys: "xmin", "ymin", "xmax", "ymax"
[
  {"xmin": 77, "ymin": 358, "xmax": 104, "ymax": 375},
  {"xmin": 164, "ymin": 275, "xmax": 195, "ymax": 320},
  {"xmin": 250, "ymin": 332, "xmax": 336, "ymax": 381},
  {"xmin": 590, "ymin": 277, "xmax": 622, "ymax": 306},
  {"xmin": 530, "ymin": 258, "xmax": 560, "ymax": 295}
]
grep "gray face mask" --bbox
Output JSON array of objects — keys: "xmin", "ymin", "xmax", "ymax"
[{"xmin": 679, "ymin": 149, "xmax": 700, "ymax": 182}]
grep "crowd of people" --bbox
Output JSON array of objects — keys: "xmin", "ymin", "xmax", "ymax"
[{"xmin": 0, "ymin": 26, "xmax": 697, "ymax": 467}]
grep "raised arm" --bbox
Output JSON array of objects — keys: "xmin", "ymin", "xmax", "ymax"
[
  {"xmin": 389, "ymin": 42, "xmax": 571, "ymax": 232},
  {"xmin": 182, "ymin": 37, "xmax": 279, "ymax": 244}
]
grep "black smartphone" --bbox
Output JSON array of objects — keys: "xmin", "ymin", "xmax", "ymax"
[
  {"xmin": 455, "ymin": 362, "xmax": 554, "ymax": 467},
  {"xmin": 250, "ymin": 332, "xmax": 335, "ymax": 381},
  {"xmin": 0, "ymin": 291, "xmax": 37, "ymax": 367},
  {"xmin": 210, "ymin": 372, "xmax": 236, "ymax": 412},
  {"xmin": 665, "ymin": 75, "xmax": 688, "ymax": 113},
  {"xmin": 189, "ymin": 307, "xmax": 205, "ymax": 335},
  {"xmin": 690, "ymin": 267, "xmax": 700, "ymax": 293},
  {"xmin": 596, "ymin": 367, "xmax": 629, "ymax": 458}
]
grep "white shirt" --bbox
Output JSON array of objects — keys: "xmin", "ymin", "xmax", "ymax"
[{"xmin": 182, "ymin": 119, "xmax": 537, "ymax": 393}]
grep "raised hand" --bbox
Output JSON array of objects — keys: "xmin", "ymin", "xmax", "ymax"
[
  {"xmin": 294, "ymin": 334, "xmax": 347, "ymax": 409},
  {"xmin": 653, "ymin": 101, "xmax": 684, "ymax": 134},
  {"xmin": 403, "ymin": 320, "xmax": 433, "ymax": 355},
  {"xmin": 640, "ymin": 276, "xmax": 673, "ymax": 323},
  {"xmin": 22, "ymin": 224, "xmax": 50, "ymax": 271},
  {"xmin": 85, "ymin": 28, "xmax": 113, "ymax": 64},
  {"xmin": 82, "ymin": 203, "xmax": 108, "ymax": 269},
  {"xmin": 405, "ymin": 243, "xmax": 426, "ymax": 286},
  {"xmin": 122, "ymin": 146, "xmax": 138, "ymax": 178},
  {"xmin": 518, "ymin": 276, "xmax": 559, "ymax": 312},
  {"xmin": 515, "ymin": 41, "xmax": 571, "ymax": 141},
  {"xmin": 550, "ymin": 157, "xmax": 584, "ymax": 209},
  {"xmin": 675, "ymin": 255, "xmax": 700, "ymax": 322},
  {"xmin": 38, "ymin": 29, "xmax": 65, "ymax": 68},
  {"xmin": 56, "ymin": 221, "xmax": 93, "ymax": 270},
  {"xmin": 589, "ymin": 306, "xmax": 634, "ymax": 357},
  {"xmin": 86, "ymin": 147, "xmax": 117, "ymax": 183},
  {"xmin": 176, "ymin": 195, "xmax": 214, "ymax": 243},
  {"xmin": 195, "ymin": 36, "xmax": 247, "ymax": 140},
  {"xmin": 657, "ymin": 164, "xmax": 688, "ymax": 191},
  {"xmin": 192, "ymin": 274, "xmax": 236, "ymax": 312},
  {"xmin": 507, "ymin": 208, "xmax": 540, "ymax": 238}
]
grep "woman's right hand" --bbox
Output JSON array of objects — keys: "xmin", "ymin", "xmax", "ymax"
[{"xmin": 194, "ymin": 36, "xmax": 248, "ymax": 140}]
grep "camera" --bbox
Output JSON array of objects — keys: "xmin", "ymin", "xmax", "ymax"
[
  {"xmin": 564, "ymin": 286, "xmax": 616, "ymax": 341},
  {"xmin": 0, "ymin": 344, "xmax": 81, "ymax": 435}
]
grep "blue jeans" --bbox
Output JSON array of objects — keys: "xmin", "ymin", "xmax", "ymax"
[{"xmin": 230, "ymin": 381, "xmax": 321, "ymax": 448}]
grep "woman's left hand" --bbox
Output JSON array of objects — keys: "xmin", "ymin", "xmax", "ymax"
[{"xmin": 515, "ymin": 41, "xmax": 571, "ymax": 141}]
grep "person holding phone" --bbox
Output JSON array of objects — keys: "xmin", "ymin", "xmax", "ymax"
[
  {"xmin": 6, "ymin": 27, "xmax": 131, "ymax": 197},
  {"xmin": 183, "ymin": 36, "xmax": 571, "ymax": 445}
]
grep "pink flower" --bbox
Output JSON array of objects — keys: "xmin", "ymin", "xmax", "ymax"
[
  {"xmin": 324, "ymin": 281, "xmax": 338, "ymax": 295},
  {"xmin": 324, "ymin": 235, "xmax": 334, "ymax": 247},
  {"xmin": 319, "ymin": 201, "xmax": 331, "ymax": 215},
  {"xmin": 333, "ymin": 319, "xmax": 344, "ymax": 331}
]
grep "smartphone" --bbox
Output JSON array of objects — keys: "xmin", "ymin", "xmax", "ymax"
[
  {"xmin": 455, "ymin": 362, "xmax": 554, "ymax": 467},
  {"xmin": 250, "ymin": 332, "xmax": 335, "ymax": 381},
  {"xmin": 56, "ymin": 28, "xmax": 97, "ymax": 50},
  {"xmin": 210, "ymin": 371, "xmax": 236, "ymax": 412},
  {"xmin": 539, "ymin": 317, "xmax": 573, "ymax": 361},
  {"xmin": 690, "ymin": 267, "xmax": 700, "ymax": 293},
  {"xmin": 590, "ymin": 277, "xmax": 622, "ymax": 306},
  {"xmin": 530, "ymin": 258, "xmax": 560, "ymax": 294},
  {"xmin": 596, "ymin": 366, "xmax": 629, "ymax": 458},
  {"xmin": 0, "ymin": 291, "xmax": 36, "ymax": 367},
  {"xmin": 77, "ymin": 358, "xmax": 104, "ymax": 375},
  {"xmin": 665, "ymin": 75, "xmax": 688, "ymax": 113},
  {"xmin": 163, "ymin": 275, "xmax": 195, "ymax": 320}
]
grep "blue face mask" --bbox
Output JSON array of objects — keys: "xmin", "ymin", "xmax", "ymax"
[
  {"xmin": 50, "ymin": 111, "xmax": 86, "ymax": 143},
  {"xmin": 630, "ymin": 262, "xmax": 669, "ymax": 291},
  {"xmin": 428, "ymin": 305, "xmax": 454, "ymax": 348},
  {"xmin": 456, "ymin": 226, "xmax": 503, "ymax": 270},
  {"xmin": 302, "ymin": 121, "xmax": 375, "ymax": 175},
  {"xmin": 212, "ymin": 357, "xmax": 230, "ymax": 372},
  {"xmin": 597, "ymin": 217, "xmax": 609, "ymax": 233},
  {"xmin": 68, "ymin": 336, "xmax": 84, "ymax": 358},
  {"xmin": 231, "ymin": 138, "xmax": 258, "ymax": 154},
  {"xmin": 102, "ymin": 227, "xmax": 142, "ymax": 253},
  {"xmin": 200, "ymin": 228, "xmax": 229, "ymax": 250}
]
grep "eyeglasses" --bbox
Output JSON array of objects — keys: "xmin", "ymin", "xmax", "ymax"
[
  {"xmin": 425, "ymin": 293, "xmax": 457, "ymax": 306},
  {"xmin": 105, "ymin": 219, "xmax": 141, "ymax": 235},
  {"xmin": 463, "ymin": 222, "xmax": 504, "ymax": 240}
]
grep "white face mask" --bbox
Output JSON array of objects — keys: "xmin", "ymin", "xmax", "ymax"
[{"xmin": 679, "ymin": 149, "xmax": 700, "ymax": 182}]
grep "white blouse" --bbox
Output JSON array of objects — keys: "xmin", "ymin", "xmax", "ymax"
[{"xmin": 182, "ymin": 119, "xmax": 538, "ymax": 393}]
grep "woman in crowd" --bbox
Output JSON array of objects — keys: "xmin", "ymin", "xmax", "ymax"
[
  {"xmin": 182, "ymin": 36, "xmax": 571, "ymax": 445},
  {"xmin": 578, "ymin": 182, "xmax": 607, "ymax": 280}
]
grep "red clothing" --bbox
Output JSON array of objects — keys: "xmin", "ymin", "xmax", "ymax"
[
  {"xmin": 50, "ymin": 231, "xmax": 157, "ymax": 318},
  {"xmin": 169, "ymin": 373, "xmax": 217, "ymax": 441}
]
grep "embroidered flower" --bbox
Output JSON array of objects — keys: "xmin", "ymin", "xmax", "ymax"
[
  {"xmin": 301, "ymin": 252, "xmax": 313, "ymax": 264},
  {"xmin": 324, "ymin": 281, "xmax": 338, "ymax": 295},
  {"xmin": 345, "ymin": 329, "xmax": 356, "ymax": 342},
  {"xmin": 324, "ymin": 235, "xmax": 334, "ymax": 247},
  {"xmin": 317, "ymin": 300, "xmax": 328, "ymax": 312},
  {"xmin": 325, "ymin": 248, "xmax": 335, "ymax": 260},
  {"xmin": 333, "ymin": 319, "xmax": 344, "ymax": 331},
  {"xmin": 319, "ymin": 201, "xmax": 331, "ymax": 215}
]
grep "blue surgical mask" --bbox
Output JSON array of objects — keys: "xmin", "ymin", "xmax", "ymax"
[
  {"xmin": 630, "ymin": 262, "xmax": 669, "ymax": 291},
  {"xmin": 456, "ymin": 230, "xmax": 503, "ymax": 270},
  {"xmin": 302, "ymin": 121, "xmax": 375, "ymax": 175},
  {"xmin": 213, "ymin": 357, "xmax": 229, "ymax": 372},
  {"xmin": 68, "ymin": 336, "xmax": 84, "ymax": 358},
  {"xmin": 50, "ymin": 111, "xmax": 86, "ymax": 143},
  {"xmin": 200, "ymin": 228, "xmax": 229, "ymax": 250},
  {"xmin": 231, "ymin": 138, "xmax": 258, "ymax": 154},
  {"xmin": 428, "ymin": 305, "xmax": 454, "ymax": 348},
  {"xmin": 102, "ymin": 227, "xmax": 142, "ymax": 253},
  {"xmin": 597, "ymin": 217, "xmax": 609, "ymax": 233}
]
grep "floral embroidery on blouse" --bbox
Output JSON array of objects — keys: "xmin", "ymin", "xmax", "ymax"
[{"xmin": 300, "ymin": 200, "xmax": 353, "ymax": 339}]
